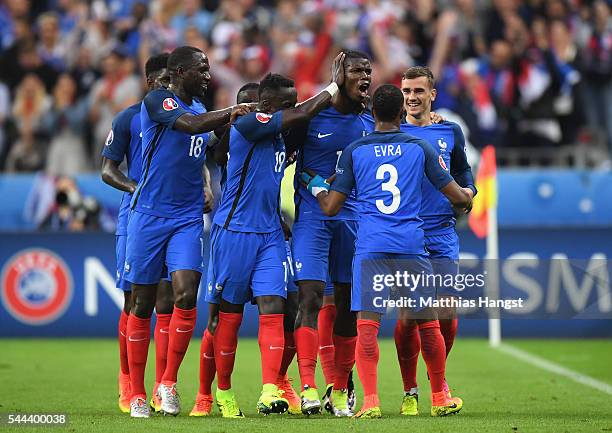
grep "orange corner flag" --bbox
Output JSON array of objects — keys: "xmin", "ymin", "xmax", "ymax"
[{"xmin": 468, "ymin": 145, "xmax": 497, "ymax": 239}]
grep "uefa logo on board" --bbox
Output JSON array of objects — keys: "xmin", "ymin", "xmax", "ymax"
[{"xmin": 1, "ymin": 249, "xmax": 73, "ymax": 325}]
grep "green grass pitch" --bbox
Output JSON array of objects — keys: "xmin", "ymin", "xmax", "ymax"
[{"xmin": 1, "ymin": 338, "xmax": 611, "ymax": 433}]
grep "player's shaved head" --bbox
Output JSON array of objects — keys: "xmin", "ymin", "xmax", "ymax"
[
  {"xmin": 258, "ymin": 73, "xmax": 297, "ymax": 113},
  {"xmin": 145, "ymin": 52, "xmax": 170, "ymax": 78},
  {"xmin": 258, "ymin": 73, "xmax": 294, "ymax": 98},
  {"xmin": 342, "ymin": 49, "xmax": 370, "ymax": 62},
  {"xmin": 402, "ymin": 66, "xmax": 435, "ymax": 89},
  {"xmin": 167, "ymin": 46, "xmax": 204, "ymax": 72},
  {"xmin": 237, "ymin": 82, "xmax": 259, "ymax": 103},
  {"xmin": 372, "ymin": 84, "xmax": 404, "ymax": 122}
]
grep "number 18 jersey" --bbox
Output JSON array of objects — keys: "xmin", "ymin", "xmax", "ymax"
[
  {"xmin": 132, "ymin": 89, "xmax": 209, "ymax": 219},
  {"xmin": 332, "ymin": 131, "xmax": 453, "ymax": 255}
]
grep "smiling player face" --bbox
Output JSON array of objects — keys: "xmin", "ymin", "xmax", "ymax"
[
  {"xmin": 401, "ymin": 76, "xmax": 437, "ymax": 120},
  {"xmin": 342, "ymin": 57, "xmax": 372, "ymax": 104},
  {"xmin": 182, "ymin": 52, "xmax": 211, "ymax": 99}
]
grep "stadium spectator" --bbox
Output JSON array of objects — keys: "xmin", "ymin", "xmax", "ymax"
[
  {"xmin": 0, "ymin": 0, "xmax": 609, "ymax": 171},
  {"xmin": 88, "ymin": 49, "xmax": 141, "ymax": 168},
  {"xmin": 42, "ymin": 74, "xmax": 90, "ymax": 176},
  {"xmin": 5, "ymin": 74, "xmax": 50, "ymax": 173}
]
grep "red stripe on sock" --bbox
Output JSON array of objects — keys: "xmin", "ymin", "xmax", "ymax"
[
  {"xmin": 318, "ymin": 304, "xmax": 336, "ymax": 385},
  {"xmin": 118, "ymin": 311, "xmax": 129, "ymax": 375},
  {"xmin": 356, "ymin": 319, "xmax": 380, "ymax": 397},
  {"xmin": 126, "ymin": 314, "xmax": 151, "ymax": 398},
  {"xmin": 418, "ymin": 320, "xmax": 446, "ymax": 394},
  {"xmin": 439, "ymin": 318, "xmax": 458, "ymax": 358},
  {"xmin": 278, "ymin": 330, "xmax": 296, "ymax": 379},
  {"xmin": 259, "ymin": 314, "xmax": 285, "ymax": 385},
  {"xmin": 295, "ymin": 326, "xmax": 318, "ymax": 391},
  {"xmin": 394, "ymin": 320, "xmax": 420, "ymax": 392},
  {"xmin": 214, "ymin": 312, "xmax": 242, "ymax": 390},
  {"xmin": 198, "ymin": 329, "xmax": 216, "ymax": 395},
  {"xmin": 154, "ymin": 313, "xmax": 172, "ymax": 384},
  {"xmin": 161, "ymin": 306, "xmax": 196, "ymax": 385},
  {"xmin": 332, "ymin": 334, "xmax": 356, "ymax": 391}
]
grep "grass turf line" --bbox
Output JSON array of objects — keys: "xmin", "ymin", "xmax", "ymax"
[{"xmin": 1, "ymin": 338, "xmax": 611, "ymax": 433}]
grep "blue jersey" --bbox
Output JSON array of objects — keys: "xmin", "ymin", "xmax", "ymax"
[
  {"xmin": 294, "ymin": 107, "xmax": 374, "ymax": 222},
  {"xmin": 132, "ymin": 89, "xmax": 209, "ymax": 218},
  {"xmin": 400, "ymin": 121, "xmax": 476, "ymax": 234},
  {"xmin": 332, "ymin": 131, "xmax": 453, "ymax": 255},
  {"xmin": 213, "ymin": 111, "xmax": 286, "ymax": 233},
  {"xmin": 101, "ymin": 103, "xmax": 142, "ymax": 235}
]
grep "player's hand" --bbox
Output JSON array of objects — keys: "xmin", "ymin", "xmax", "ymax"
[
  {"xmin": 331, "ymin": 52, "xmax": 346, "ymax": 87},
  {"xmin": 430, "ymin": 111, "xmax": 445, "ymax": 124},
  {"xmin": 455, "ymin": 187, "xmax": 474, "ymax": 214},
  {"xmin": 229, "ymin": 103, "xmax": 254, "ymax": 123},
  {"xmin": 204, "ymin": 188, "xmax": 214, "ymax": 213},
  {"xmin": 286, "ymin": 149, "xmax": 298, "ymax": 166},
  {"xmin": 300, "ymin": 169, "xmax": 331, "ymax": 197}
]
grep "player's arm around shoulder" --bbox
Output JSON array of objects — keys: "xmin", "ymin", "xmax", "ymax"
[
  {"xmin": 279, "ymin": 52, "xmax": 346, "ymax": 130},
  {"xmin": 144, "ymin": 88, "xmax": 253, "ymax": 135},
  {"xmin": 447, "ymin": 121, "xmax": 477, "ymax": 199},
  {"xmin": 417, "ymin": 135, "xmax": 472, "ymax": 212}
]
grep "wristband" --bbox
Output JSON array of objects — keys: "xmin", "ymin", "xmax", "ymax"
[
  {"xmin": 306, "ymin": 174, "xmax": 330, "ymax": 197},
  {"xmin": 323, "ymin": 82, "xmax": 339, "ymax": 98}
]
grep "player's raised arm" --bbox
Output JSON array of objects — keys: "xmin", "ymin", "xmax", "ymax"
[
  {"xmin": 418, "ymin": 137, "xmax": 472, "ymax": 211},
  {"xmin": 277, "ymin": 52, "xmax": 346, "ymax": 130}
]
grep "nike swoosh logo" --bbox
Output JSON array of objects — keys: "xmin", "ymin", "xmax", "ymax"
[
  {"xmin": 176, "ymin": 328, "xmax": 193, "ymax": 333},
  {"xmin": 317, "ymin": 133, "xmax": 333, "ymax": 139},
  {"xmin": 203, "ymin": 353, "xmax": 215, "ymax": 359},
  {"xmin": 128, "ymin": 336, "xmax": 147, "ymax": 342},
  {"xmin": 159, "ymin": 328, "xmax": 169, "ymax": 334},
  {"xmin": 120, "ymin": 331, "xmax": 126, "ymax": 337},
  {"xmin": 319, "ymin": 345, "xmax": 334, "ymax": 350},
  {"xmin": 220, "ymin": 350, "xmax": 235, "ymax": 356},
  {"xmin": 269, "ymin": 346, "xmax": 283, "ymax": 350}
]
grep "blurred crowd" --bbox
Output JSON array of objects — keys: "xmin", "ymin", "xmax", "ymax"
[{"xmin": 0, "ymin": 0, "xmax": 610, "ymax": 176}]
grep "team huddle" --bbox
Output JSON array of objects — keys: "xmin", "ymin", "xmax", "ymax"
[{"xmin": 101, "ymin": 45, "xmax": 476, "ymax": 420}]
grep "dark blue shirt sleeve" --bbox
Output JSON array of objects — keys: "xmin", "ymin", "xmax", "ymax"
[
  {"xmin": 234, "ymin": 111, "xmax": 283, "ymax": 143},
  {"xmin": 417, "ymin": 138, "xmax": 454, "ymax": 190},
  {"xmin": 101, "ymin": 110, "xmax": 131, "ymax": 162},
  {"xmin": 143, "ymin": 89, "xmax": 189, "ymax": 128},
  {"xmin": 449, "ymin": 123, "xmax": 477, "ymax": 196},
  {"xmin": 331, "ymin": 144, "xmax": 355, "ymax": 195}
]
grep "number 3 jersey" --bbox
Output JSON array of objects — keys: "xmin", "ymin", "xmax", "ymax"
[
  {"xmin": 213, "ymin": 111, "xmax": 286, "ymax": 233},
  {"xmin": 332, "ymin": 131, "xmax": 453, "ymax": 255},
  {"xmin": 131, "ymin": 89, "xmax": 209, "ymax": 219}
]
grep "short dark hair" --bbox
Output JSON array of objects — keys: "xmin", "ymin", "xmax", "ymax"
[
  {"xmin": 237, "ymin": 82, "xmax": 259, "ymax": 103},
  {"xmin": 341, "ymin": 49, "xmax": 370, "ymax": 62},
  {"xmin": 145, "ymin": 52, "xmax": 170, "ymax": 78},
  {"xmin": 167, "ymin": 46, "xmax": 203, "ymax": 72},
  {"xmin": 401, "ymin": 66, "xmax": 435, "ymax": 88},
  {"xmin": 258, "ymin": 73, "xmax": 294, "ymax": 98},
  {"xmin": 372, "ymin": 84, "xmax": 404, "ymax": 122}
]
